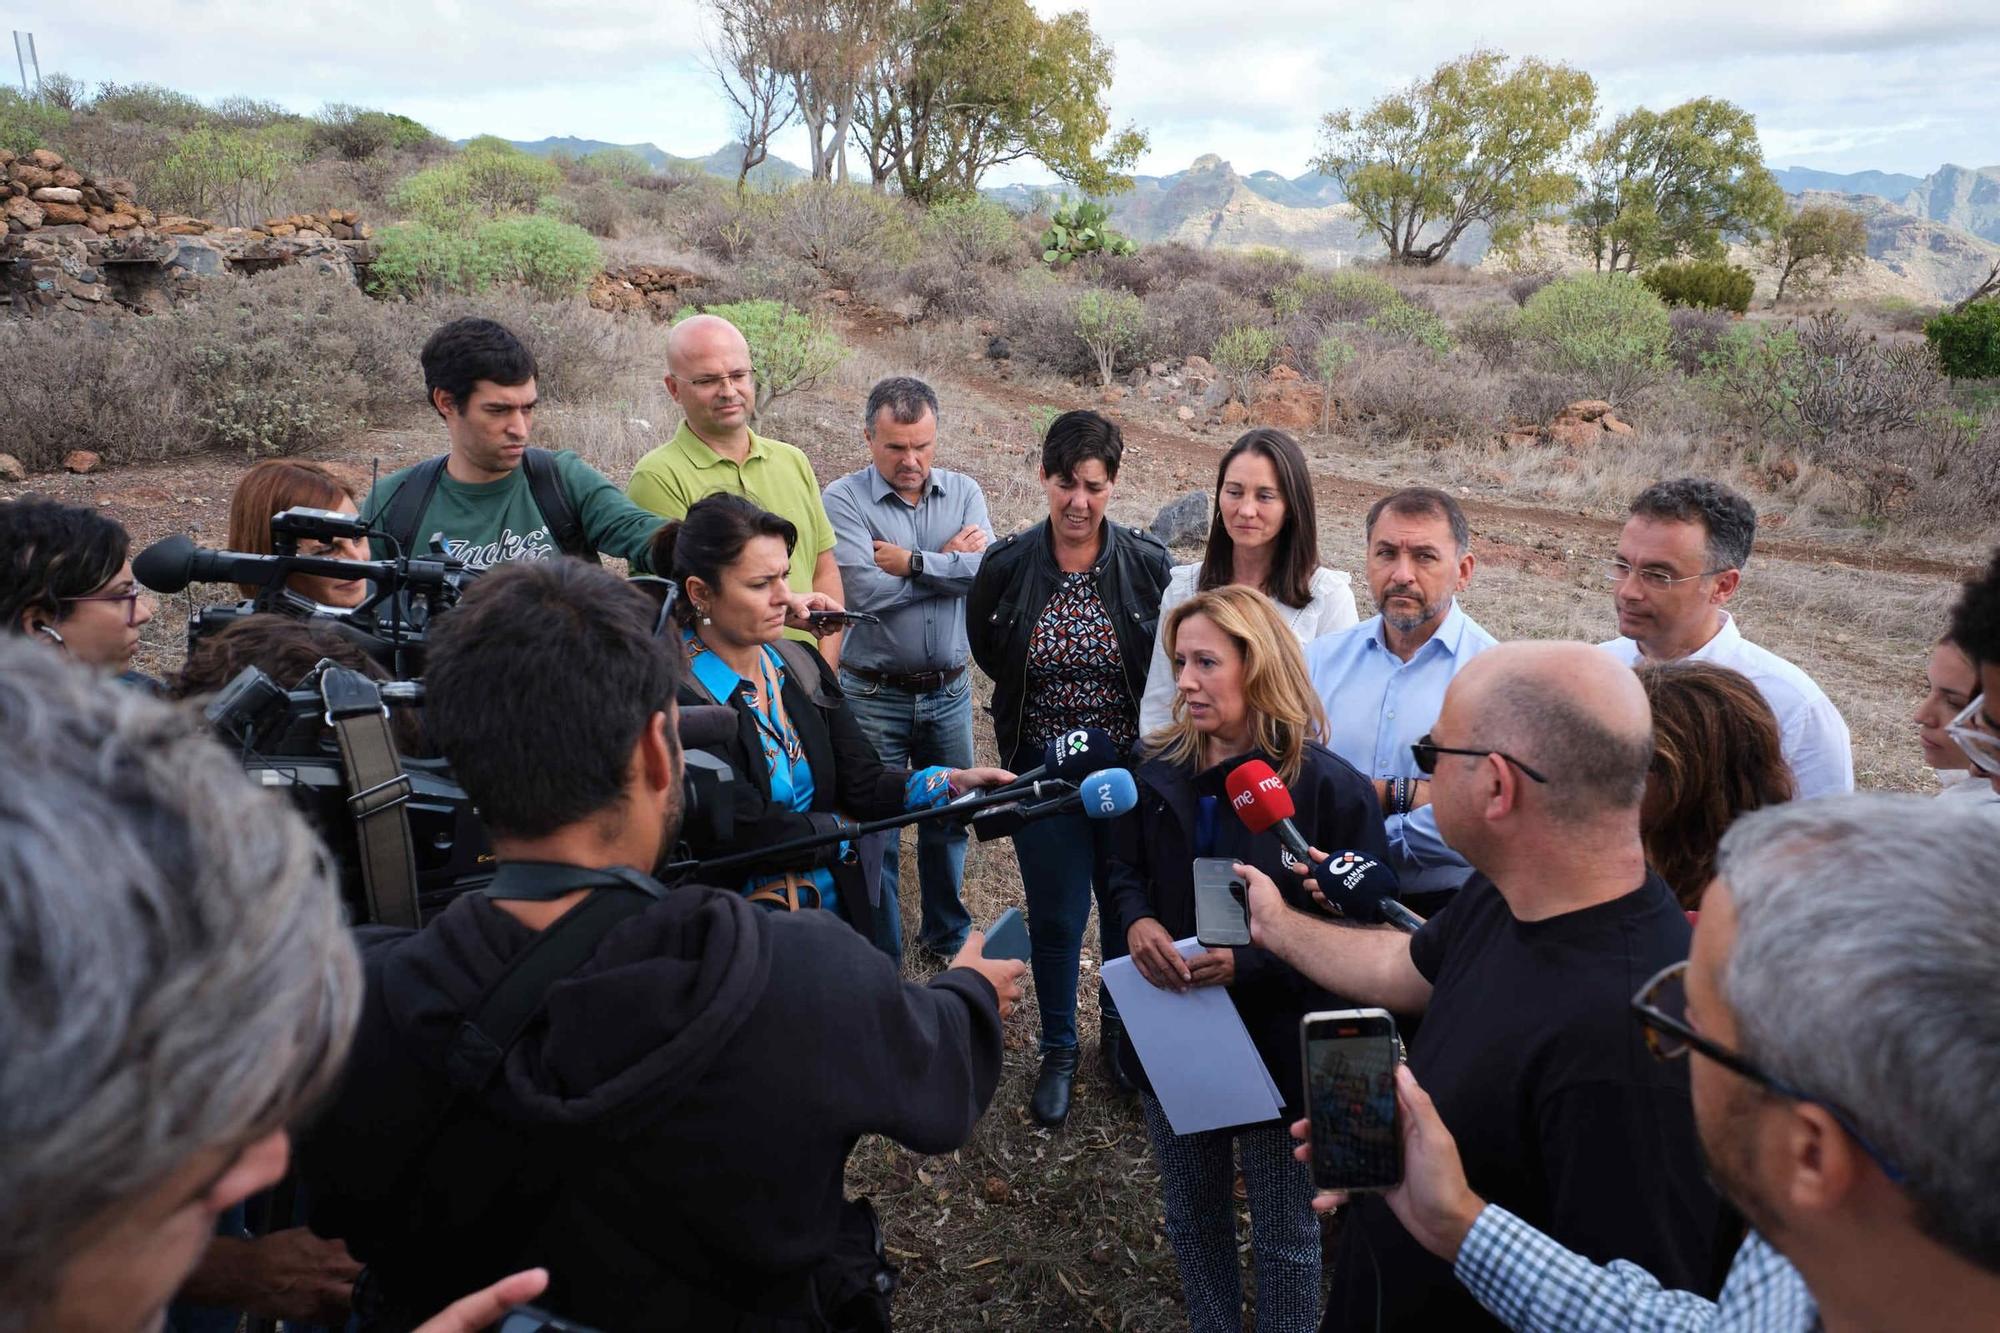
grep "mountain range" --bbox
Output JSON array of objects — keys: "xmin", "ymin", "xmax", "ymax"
[{"xmin": 492, "ymin": 136, "xmax": 1999, "ymax": 301}]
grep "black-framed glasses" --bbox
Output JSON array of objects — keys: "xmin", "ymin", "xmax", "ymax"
[
  {"xmin": 628, "ymin": 575, "xmax": 681, "ymax": 639},
  {"xmin": 1631, "ymin": 960, "xmax": 1907, "ymax": 1185},
  {"xmin": 1410, "ymin": 732, "xmax": 1548, "ymax": 783},
  {"xmin": 61, "ymin": 586, "xmax": 150, "ymax": 626},
  {"xmin": 1601, "ymin": 559, "xmax": 1729, "ymax": 590}
]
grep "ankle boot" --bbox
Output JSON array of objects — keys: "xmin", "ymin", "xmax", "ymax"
[
  {"xmin": 1099, "ymin": 1013, "xmax": 1136, "ymax": 1095},
  {"xmin": 1030, "ymin": 1046, "xmax": 1080, "ymax": 1127}
]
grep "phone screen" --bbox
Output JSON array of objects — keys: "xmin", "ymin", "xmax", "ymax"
[{"xmin": 1303, "ymin": 1012, "xmax": 1402, "ymax": 1192}]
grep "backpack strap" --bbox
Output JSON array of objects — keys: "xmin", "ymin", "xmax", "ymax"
[
  {"xmin": 772, "ymin": 637, "xmax": 832, "ymax": 705},
  {"xmin": 522, "ymin": 447, "xmax": 601, "ymax": 565},
  {"xmin": 377, "ymin": 456, "xmax": 449, "ymax": 557}
]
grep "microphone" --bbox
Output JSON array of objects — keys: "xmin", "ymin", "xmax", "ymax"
[
  {"xmin": 971, "ymin": 766, "xmax": 1138, "ymax": 841},
  {"xmin": 1309, "ymin": 850, "xmax": 1425, "ymax": 934},
  {"xmin": 133, "ymin": 533, "xmax": 402, "ymax": 596},
  {"xmin": 1224, "ymin": 758, "xmax": 1314, "ymax": 865},
  {"xmin": 958, "ymin": 726, "xmax": 1120, "ymax": 804}
]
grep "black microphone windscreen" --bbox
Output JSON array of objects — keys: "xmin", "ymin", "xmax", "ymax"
[
  {"xmin": 133, "ymin": 534, "xmax": 196, "ymax": 594},
  {"xmin": 1311, "ymin": 850, "xmax": 1403, "ymax": 924},
  {"xmin": 1046, "ymin": 726, "xmax": 1120, "ymax": 781},
  {"xmin": 677, "ymin": 704, "xmax": 739, "ymax": 751}
]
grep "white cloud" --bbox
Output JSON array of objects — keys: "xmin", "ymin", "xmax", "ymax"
[{"xmin": 10, "ymin": 0, "xmax": 1996, "ymax": 179}]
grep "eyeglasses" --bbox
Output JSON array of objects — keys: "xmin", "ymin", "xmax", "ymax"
[
  {"xmin": 686, "ymin": 370, "xmax": 752, "ymax": 391},
  {"xmin": 1410, "ymin": 732, "xmax": 1548, "ymax": 783},
  {"xmin": 628, "ymin": 575, "xmax": 682, "ymax": 639},
  {"xmin": 61, "ymin": 586, "xmax": 150, "ymax": 626},
  {"xmin": 1631, "ymin": 960, "xmax": 1907, "ymax": 1184},
  {"xmin": 1946, "ymin": 695, "xmax": 2000, "ymax": 778},
  {"xmin": 1601, "ymin": 559, "xmax": 1728, "ymax": 590}
]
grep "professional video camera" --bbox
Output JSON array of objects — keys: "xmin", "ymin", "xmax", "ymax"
[
  {"xmin": 207, "ymin": 655, "xmax": 742, "ymax": 929},
  {"xmin": 134, "ymin": 506, "xmax": 475, "ymax": 678}
]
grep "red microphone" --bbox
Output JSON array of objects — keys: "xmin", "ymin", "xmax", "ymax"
[{"xmin": 1224, "ymin": 759, "xmax": 1314, "ymax": 865}]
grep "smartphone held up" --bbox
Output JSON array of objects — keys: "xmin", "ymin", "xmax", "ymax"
[{"xmin": 1300, "ymin": 1008, "xmax": 1403, "ymax": 1193}]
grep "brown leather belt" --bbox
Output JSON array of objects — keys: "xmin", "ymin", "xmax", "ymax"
[{"xmin": 843, "ymin": 663, "xmax": 967, "ymax": 693}]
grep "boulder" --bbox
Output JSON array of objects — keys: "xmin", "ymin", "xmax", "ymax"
[
  {"xmin": 1561, "ymin": 399, "xmax": 1614, "ymax": 422},
  {"xmin": 38, "ymin": 201, "xmax": 88, "ymax": 227},
  {"xmin": 985, "ymin": 335, "xmax": 1012, "ymax": 361},
  {"xmin": 1252, "ymin": 381, "xmax": 1323, "ymax": 431},
  {"xmin": 1176, "ymin": 405, "xmax": 1196, "ymax": 422},
  {"xmin": 63, "ymin": 450, "xmax": 101, "ymax": 475},
  {"xmin": 32, "ymin": 185, "xmax": 82, "ymax": 205},
  {"xmin": 1548, "ymin": 418, "xmax": 1600, "ymax": 450},
  {"xmin": 1183, "ymin": 355, "xmax": 1216, "ymax": 382},
  {"xmin": 1200, "ymin": 378, "xmax": 1233, "ymax": 409},
  {"xmin": 3, "ymin": 196, "xmax": 43, "ymax": 229},
  {"xmin": 0, "ymin": 453, "xmax": 25, "ymax": 483},
  {"xmin": 1148, "ymin": 490, "xmax": 1212, "ymax": 548},
  {"xmin": 24, "ymin": 148, "xmax": 64, "ymax": 171},
  {"xmin": 9, "ymin": 164, "xmax": 54, "ymax": 191},
  {"xmin": 1220, "ymin": 401, "xmax": 1251, "ymax": 425},
  {"xmin": 52, "ymin": 168, "xmax": 84, "ymax": 190},
  {"xmin": 1098, "ymin": 385, "xmax": 1127, "ymax": 403},
  {"xmin": 1603, "ymin": 417, "xmax": 1634, "ymax": 435}
]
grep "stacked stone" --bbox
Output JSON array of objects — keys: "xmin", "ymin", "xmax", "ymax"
[
  {"xmin": 588, "ymin": 264, "xmax": 705, "ymax": 319},
  {"xmin": 257, "ymin": 210, "xmax": 372, "ymax": 241},
  {"xmin": 1, "ymin": 146, "xmax": 371, "ymax": 241}
]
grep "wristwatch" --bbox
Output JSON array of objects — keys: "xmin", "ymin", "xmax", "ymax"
[{"xmin": 908, "ymin": 550, "xmax": 925, "ymax": 578}]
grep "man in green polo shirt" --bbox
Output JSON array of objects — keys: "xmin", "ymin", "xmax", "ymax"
[{"xmin": 627, "ymin": 314, "xmax": 844, "ymax": 664}]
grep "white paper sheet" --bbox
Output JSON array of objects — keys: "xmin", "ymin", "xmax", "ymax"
[{"xmin": 1101, "ymin": 937, "xmax": 1285, "ymax": 1135}]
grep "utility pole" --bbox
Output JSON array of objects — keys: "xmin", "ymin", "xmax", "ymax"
[{"xmin": 12, "ymin": 31, "xmax": 41, "ymax": 96}]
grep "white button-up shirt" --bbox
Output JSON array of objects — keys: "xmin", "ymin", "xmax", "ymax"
[
  {"xmin": 1599, "ymin": 611, "xmax": 1854, "ymax": 799},
  {"xmin": 1306, "ymin": 601, "xmax": 1498, "ymax": 888}
]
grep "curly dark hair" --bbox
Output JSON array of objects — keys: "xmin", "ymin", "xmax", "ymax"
[
  {"xmin": 1950, "ymin": 546, "xmax": 2000, "ymax": 669},
  {"xmin": 420, "ymin": 317, "xmax": 537, "ymax": 416},
  {"xmin": 1629, "ymin": 477, "xmax": 1757, "ymax": 572},
  {"xmin": 0, "ymin": 499, "xmax": 130, "ymax": 637}
]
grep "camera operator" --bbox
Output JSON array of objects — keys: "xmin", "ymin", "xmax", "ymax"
[
  {"xmin": 227, "ymin": 458, "xmax": 372, "ymax": 608},
  {"xmin": 297, "ymin": 559, "xmax": 1024, "ymax": 1332},
  {"xmin": 1, "ymin": 497, "xmax": 158, "ymax": 684}
]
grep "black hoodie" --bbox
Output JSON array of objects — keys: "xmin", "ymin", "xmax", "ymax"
[{"xmin": 299, "ymin": 880, "xmax": 1003, "ymax": 1330}]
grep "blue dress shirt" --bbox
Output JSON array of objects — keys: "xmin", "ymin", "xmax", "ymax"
[{"xmin": 1305, "ymin": 601, "xmax": 1498, "ymax": 889}]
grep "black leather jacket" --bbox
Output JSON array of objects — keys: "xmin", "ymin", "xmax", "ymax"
[{"xmin": 966, "ymin": 518, "xmax": 1171, "ymax": 771}]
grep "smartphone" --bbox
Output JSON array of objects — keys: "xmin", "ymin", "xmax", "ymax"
[
  {"xmin": 497, "ymin": 1308, "xmax": 601, "ymax": 1333},
  {"xmin": 983, "ymin": 906, "xmax": 1030, "ymax": 962},
  {"xmin": 1301, "ymin": 1008, "xmax": 1404, "ymax": 1193},
  {"xmin": 1192, "ymin": 857, "xmax": 1250, "ymax": 947},
  {"xmin": 807, "ymin": 609, "xmax": 881, "ymax": 628}
]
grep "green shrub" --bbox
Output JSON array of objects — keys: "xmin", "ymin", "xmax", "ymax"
[
  {"xmin": 1075, "ymin": 288, "xmax": 1145, "ymax": 386},
  {"xmin": 459, "ymin": 137, "xmax": 562, "ymax": 213},
  {"xmin": 1141, "ymin": 280, "xmax": 1259, "ymax": 365},
  {"xmin": 1366, "ymin": 301, "xmax": 1454, "ymax": 356},
  {"xmin": 0, "ymin": 88, "xmax": 69, "ymax": 155},
  {"xmin": 1212, "ymin": 324, "xmax": 1280, "ymax": 403},
  {"xmin": 1640, "ymin": 260, "xmax": 1755, "ymax": 314},
  {"xmin": 1312, "ymin": 336, "xmax": 1357, "ymax": 432},
  {"xmin": 368, "ymin": 223, "xmax": 496, "ymax": 297},
  {"xmin": 673, "ymin": 300, "xmax": 846, "ymax": 413},
  {"xmin": 922, "ymin": 194, "xmax": 1023, "ymax": 270},
  {"xmin": 1926, "ymin": 302, "xmax": 2000, "ymax": 379},
  {"xmin": 150, "ymin": 127, "xmax": 292, "ymax": 227},
  {"xmin": 310, "ymin": 104, "xmax": 439, "ymax": 160},
  {"xmin": 87, "ymin": 81, "xmax": 211, "ymax": 129},
  {"xmin": 772, "ymin": 183, "xmax": 918, "ymax": 287},
  {"xmin": 1042, "ymin": 201, "xmax": 1135, "ymax": 266},
  {"xmin": 574, "ymin": 148, "xmax": 652, "ymax": 184},
  {"xmin": 1455, "ymin": 303, "xmax": 1522, "ymax": 369},
  {"xmin": 1703, "ymin": 323, "xmax": 1807, "ymax": 434},
  {"xmin": 390, "ymin": 163, "xmax": 481, "ymax": 231},
  {"xmin": 474, "ymin": 216, "xmax": 601, "ymax": 299},
  {"xmin": 1271, "ymin": 269, "xmax": 1400, "ymax": 324},
  {"xmin": 1518, "ymin": 274, "xmax": 1673, "ymax": 405}
]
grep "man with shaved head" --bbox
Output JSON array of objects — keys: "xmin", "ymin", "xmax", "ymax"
[
  {"xmin": 1245, "ymin": 642, "xmax": 1722, "ymax": 1332},
  {"xmin": 627, "ymin": 313, "xmax": 846, "ymax": 662}
]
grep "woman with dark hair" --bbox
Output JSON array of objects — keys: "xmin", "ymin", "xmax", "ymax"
[
  {"xmin": 1636, "ymin": 660, "xmax": 1795, "ymax": 910},
  {"xmin": 1913, "ymin": 633, "xmax": 1999, "ymax": 804},
  {"xmin": 654, "ymin": 493, "xmax": 1012, "ymax": 946},
  {"xmin": 227, "ymin": 459, "xmax": 370, "ymax": 608},
  {"xmin": 1140, "ymin": 429, "xmax": 1356, "ymax": 732},
  {"xmin": 967, "ymin": 410, "xmax": 1173, "ymax": 1126},
  {"xmin": 1109, "ymin": 585, "xmax": 1388, "ymax": 1333},
  {"xmin": 0, "ymin": 497, "xmax": 155, "ymax": 675}
]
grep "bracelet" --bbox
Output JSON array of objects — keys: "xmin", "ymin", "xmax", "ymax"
[{"xmin": 1394, "ymin": 777, "xmax": 1412, "ymax": 816}]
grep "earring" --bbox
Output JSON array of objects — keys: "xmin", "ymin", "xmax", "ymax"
[{"xmin": 696, "ymin": 605, "xmax": 713, "ymax": 626}]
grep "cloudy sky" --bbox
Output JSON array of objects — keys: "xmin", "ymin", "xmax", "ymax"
[{"xmin": 8, "ymin": 1, "xmax": 1996, "ymax": 182}]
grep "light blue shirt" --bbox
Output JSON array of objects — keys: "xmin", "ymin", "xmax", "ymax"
[
  {"xmin": 1305, "ymin": 601, "xmax": 1498, "ymax": 888},
  {"xmin": 822, "ymin": 464, "xmax": 991, "ymax": 676}
]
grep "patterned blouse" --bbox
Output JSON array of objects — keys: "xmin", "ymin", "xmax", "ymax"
[{"xmin": 1023, "ymin": 570, "xmax": 1138, "ymax": 754}]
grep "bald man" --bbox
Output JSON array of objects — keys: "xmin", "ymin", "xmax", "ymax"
[
  {"xmin": 1243, "ymin": 642, "xmax": 1723, "ymax": 1332},
  {"xmin": 627, "ymin": 314, "xmax": 845, "ymax": 662}
]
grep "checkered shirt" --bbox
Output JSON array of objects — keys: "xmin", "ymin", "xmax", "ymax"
[{"xmin": 1455, "ymin": 1205, "xmax": 1822, "ymax": 1332}]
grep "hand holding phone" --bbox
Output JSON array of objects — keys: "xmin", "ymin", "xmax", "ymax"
[
  {"xmin": 806, "ymin": 609, "xmax": 881, "ymax": 629},
  {"xmin": 982, "ymin": 906, "xmax": 1030, "ymax": 962},
  {"xmin": 1193, "ymin": 857, "xmax": 1250, "ymax": 947}
]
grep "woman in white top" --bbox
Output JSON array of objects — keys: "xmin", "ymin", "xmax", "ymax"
[
  {"xmin": 1140, "ymin": 428, "xmax": 1357, "ymax": 734},
  {"xmin": 1914, "ymin": 632, "xmax": 2000, "ymax": 803}
]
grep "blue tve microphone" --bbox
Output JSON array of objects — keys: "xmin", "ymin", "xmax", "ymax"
[{"xmin": 970, "ymin": 766, "xmax": 1137, "ymax": 840}]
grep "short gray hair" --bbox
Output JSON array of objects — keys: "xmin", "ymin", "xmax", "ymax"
[
  {"xmin": 0, "ymin": 640, "xmax": 361, "ymax": 1325},
  {"xmin": 863, "ymin": 375, "xmax": 939, "ymax": 436},
  {"xmin": 1717, "ymin": 794, "xmax": 2000, "ymax": 1273},
  {"xmin": 1480, "ymin": 675, "xmax": 1653, "ymax": 824}
]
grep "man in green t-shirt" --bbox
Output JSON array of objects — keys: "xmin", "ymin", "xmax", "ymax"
[
  {"xmin": 627, "ymin": 313, "xmax": 845, "ymax": 665},
  {"xmin": 361, "ymin": 318, "xmax": 665, "ymax": 573}
]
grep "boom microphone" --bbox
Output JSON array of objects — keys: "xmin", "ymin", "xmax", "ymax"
[
  {"xmin": 970, "ymin": 766, "xmax": 1138, "ymax": 841},
  {"xmin": 1225, "ymin": 758, "xmax": 1315, "ymax": 865},
  {"xmin": 132, "ymin": 533, "xmax": 456, "ymax": 596},
  {"xmin": 1310, "ymin": 850, "xmax": 1425, "ymax": 934}
]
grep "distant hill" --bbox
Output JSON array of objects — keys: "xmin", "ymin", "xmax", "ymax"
[
  {"xmin": 1770, "ymin": 166, "xmax": 1924, "ymax": 201},
  {"xmin": 471, "ymin": 137, "xmax": 809, "ymax": 187},
  {"xmin": 1900, "ymin": 163, "xmax": 2000, "ymax": 244},
  {"xmin": 1795, "ymin": 188, "xmax": 2000, "ymax": 303}
]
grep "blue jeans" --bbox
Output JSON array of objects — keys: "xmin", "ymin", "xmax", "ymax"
[
  {"xmin": 1011, "ymin": 809, "xmax": 1118, "ymax": 1052},
  {"xmin": 840, "ymin": 668, "xmax": 975, "ymax": 960}
]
